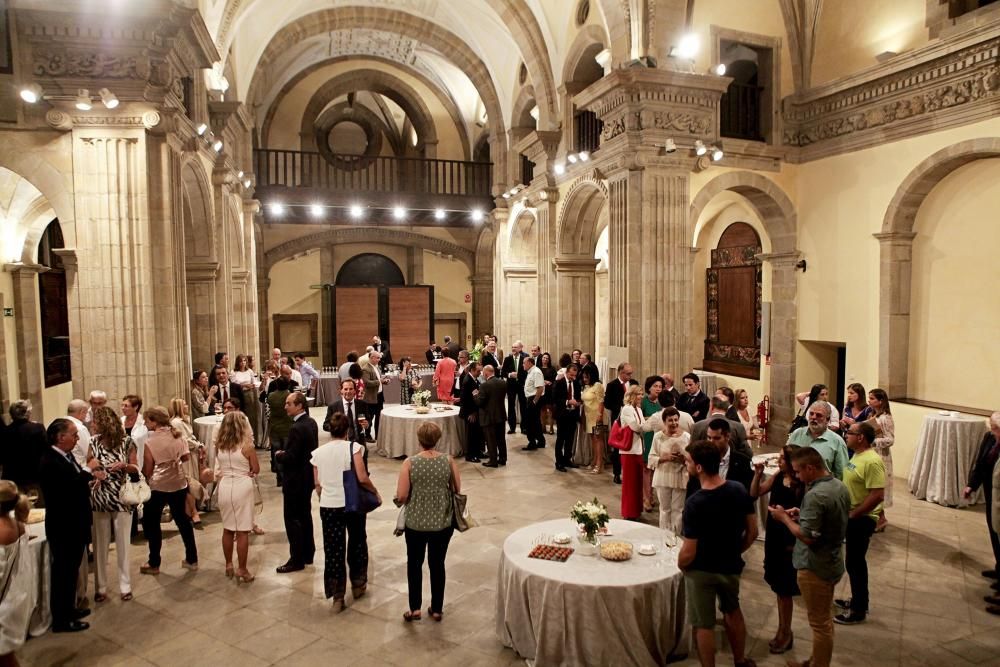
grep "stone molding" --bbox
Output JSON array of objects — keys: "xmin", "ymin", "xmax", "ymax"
[
  {"xmin": 552, "ymin": 257, "xmax": 600, "ymax": 272},
  {"xmin": 756, "ymin": 250, "xmax": 802, "ymax": 266},
  {"xmin": 185, "ymin": 261, "xmax": 220, "ymax": 281},
  {"xmin": 502, "ymin": 265, "xmax": 537, "ymax": 278},
  {"xmin": 3, "ymin": 262, "xmax": 49, "ymax": 275},
  {"xmin": 783, "ymin": 27, "xmax": 1000, "ymax": 162}
]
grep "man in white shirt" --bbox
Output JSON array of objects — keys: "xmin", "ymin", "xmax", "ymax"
[
  {"xmin": 85, "ymin": 390, "xmax": 107, "ymax": 434},
  {"xmin": 521, "ymin": 356, "xmax": 546, "ymax": 451},
  {"xmin": 65, "ymin": 399, "xmax": 92, "ymax": 468}
]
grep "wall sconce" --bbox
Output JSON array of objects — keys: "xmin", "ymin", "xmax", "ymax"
[{"xmin": 795, "ymin": 259, "xmax": 808, "ymax": 272}]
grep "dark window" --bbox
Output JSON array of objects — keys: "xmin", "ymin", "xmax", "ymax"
[
  {"xmin": 520, "ymin": 153, "xmax": 534, "ymax": 185},
  {"xmin": 703, "ymin": 222, "xmax": 762, "ymax": 380},
  {"xmin": 720, "ymin": 41, "xmax": 768, "ymax": 142},
  {"xmin": 335, "ymin": 253, "xmax": 405, "ymax": 286},
  {"xmin": 181, "ymin": 76, "xmax": 194, "ymax": 120},
  {"xmin": 574, "ymin": 109, "xmax": 602, "ymax": 153},
  {"xmin": 948, "ymin": 0, "xmax": 1000, "ymax": 17},
  {"xmin": 38, "ymin": 220, "xmax": 71, "ymax": 387}
]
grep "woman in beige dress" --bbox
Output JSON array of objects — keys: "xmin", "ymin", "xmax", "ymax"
[
  {"xmin": 204, "ymin": 411, "xmax": 259, "ymax": 582},
  {"xmin": 168, "ymin": 398, "xmax": 205, "ymax": 528},
  {"xmin": 868, "ymin": 388, "xmax": 894, "ymax": 531},
  {"xmin": 580, "ymin": 368, "xmax": 607, "ymax": 474}
]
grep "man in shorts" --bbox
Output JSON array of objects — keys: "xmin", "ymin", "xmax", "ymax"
[{"xmin": 679, "ymin": 440, "xmax": 758, "ymax": 667}]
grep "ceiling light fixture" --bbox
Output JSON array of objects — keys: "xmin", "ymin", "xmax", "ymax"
[
  {"xmin": 567, "ymin": 153, "xmax": 578, "ymax": 164},
  {"xmin": 694, "ymin": 140, "xmax": 708, "ymax": 156},
  {"xmin": 502, "ymin": 191, "xmax": 511, "ymax": 199},
  {"xmin": 662, "ymin": 138, "xmax": 677, "ymax": 154},
  {"xmin": 74, "ymin": 88, "xmax": 93, "ymax": 111},
  {"xmin": 268, "ymin": 202, "xmax": 284, "ymax": 216},
  {"xmin": 713, "ymin": 63, "xmax": 727, "ymax": 76},
  {"xmin": 237, "ymin": 171, "xmax": 244, "ymax": 179},
  {"xmin": 310, "ymin": 204, "xmax": 323, "ymax": 218},
  {"xmin": 434, "ymin": 209, "xmax": 446, "ymax": 220},
  {"xmin": 19, "ymin": 83, "xmax": 43, "ymax": 104},
  {"xmin": 711, "ymin": 144, "xmax": 724, "ymax": 161},
  {"xmin": 212, "ymin": 139, "xmax": 223, "ymax": 152},
  {"xmin": 578, "ymin": 151, "xmax": 590, "ymax": 162},
  {"xmin": 554, "ymin": 163, "xmax": 566, "ymax": 175},
  {"xmin": 196, "ymin": 123, "xmax": 208, "ymax": 136},
  {"xmin": 98, "ymin": 88, "xmax": 119, "ymax": 109},
  {"xmin": 672, "ymin": 33, "xmax": 700, "ymax": 60},
  {"xmin": 350, "ymin": 204, "xmax": 364, "ymax": 219},
  {"xmin": 393, "ymin": 206, "xmax": 406, "ymax": 220},
  {"xmin": 471, "ymin": 209, "xmax": 484, "ymax": 223},
  {"xmin": 243, "ymin": 178, "xmax": 252, "ymax": 189}
]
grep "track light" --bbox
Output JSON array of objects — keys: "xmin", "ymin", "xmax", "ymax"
[
  {"xmin": 212, "ymin": 139, "xmax": 223, "ymax": 152},
  {"xmin": 567, "ymin": 153, "xmax": 578, "ymax": 164},
  {"xmin": 711, "ymin": 144, "xmax": 724, "ymax": 161},
  {"xmin": 310, "ymin": 204, "xmax": 323, "ymax": 218},
  {"xmin": 196, "ymin": 123, "xmax": 208, "ymax": 136},
  {"xmin": 19, "ymin": 83, "xmax": 43, "ymax": 104},
  {"xmin": 74, "ymin": 89, "xmax": 92, "ymax": 111},
  {"xmin": 237, "ymin": 171, "xmax": 244, "ymax": 179},
  {"xmin": 242, "ymin": 178, "xmax": 252, "ymax": 189},
  {"xmin": 98, "ymin": 88, "xmax": 119, "ymax": 109},
  {"xmin": 672, "ymin": 33, "xmax": 700, "ymax": 60},
  {"xmin": 471, "ymin": 209, "xmax": 484, "ymax": 223},
  {"xmin": 662, "ymin": 138, "xmax": 677, "ymax": 154},
  {"xmin": 712, "ymin": 63, "xmax": 727, "ymax": 76},
  {"xmin": 502, "ymin": 191, "xmax": 511, "ymax": 199},
  {"xmin": 393, "ymin": 206, "xmax": 406, "ymax": 220},
  {"xmin": 694, "ymin": 140, "xmax": 707, "ymax": 156},
  {"xmin": 554, "ymin": 163, "xmax": 566, "ymax": 175},
  {"xmin": 434, "ymin": 209, "xmax": 446, "ymax": 220},
  {"xmin": 268, "ymin": 202, "xmax": 284, "ymax": 216},
  {"xmin": 578, "ymin": 151, "xmax": 590, "ymax": 162},
  {"xmin": 350, "ymin": 204, "xmax": 364, "ymax": 219}
]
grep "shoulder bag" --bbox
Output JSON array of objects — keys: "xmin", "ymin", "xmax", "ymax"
[
  {"xmin": 119, "ymin": 472, "xmax": 152, "ymax": 507},
  {"xmin": 450, "ymin": 462, "xmax": 473, "ymax": 532},
  {"xmin": 343, "ymin": 442, "xmax": 381, "ymax": 513},
  {"xmin": 608, "ymin": 409, "xmax": 635, "ymax": 451}
]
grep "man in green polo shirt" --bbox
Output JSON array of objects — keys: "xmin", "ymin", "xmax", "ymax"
[
  {"xmin": 835, "ymin": 421, "xmax": 885, "ymax": 625},
  {"xmin": 769, "ymin": 446, "xmax": 850, "ymax": 667},
  {"xmin": 787, "ymin": 401, "xmax": 849, "ymax": 480}
]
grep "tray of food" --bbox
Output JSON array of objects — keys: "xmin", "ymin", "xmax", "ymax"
[
  {"xmin": 528, "ymin": 544, "xmax": 575, "ymax": 561},
  {"xmin": 599, "ymin": 540, "xmax": 633, "ymax": 561}
]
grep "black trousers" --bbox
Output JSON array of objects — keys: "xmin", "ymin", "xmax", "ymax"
[
  {"xmin": 319, "ymin": 508, "xmax": 368, "ymax": 600},
  {"xmin": 367, "ymin": 395, "xmax": 384, "ymax": 439},
  {"xmin": 49, "ymin": 538, "xmax": 85, "ymax": 626},
  {"xmin": 283, "ymin": 485, "xmax": 315, "ymax": 565},
  {"xmin": 270, "ymin": 436, "xmax": 286, "ymax": 485},
  {"xmin": 555, "ymin": 415, "xmax": 579, "ymax": 467},
  {"xmin": 405, "ymin": 526, "xmax": 454, "ymax": 613},
  {"xmin": 523, "ymin": 398, "xmax": 544, "ymax": 448},
  {"xmin": 609, "ymin": 410, "xmax": 622, "ymax": 477},
  {"xmin": 464, "ymin": 418, "xmax": 483, "ymax": 459},
  {"xmin": 846, "ymin": 515, "xmax": 876, "ymax": 614},
  {"xmin": 483, "ymin": 422, "xmax": 507, "ymax": 464},
  {"xmin": 986, "ymin": 484, "xmax": 1000, "ymax": 570},
  {"xmin": 142, "ymin": 488, "xmax": 198, "ymax": 568},
  {"xmin": 506, "ymin": 388, "xmax": 526, "ymax": 432}
]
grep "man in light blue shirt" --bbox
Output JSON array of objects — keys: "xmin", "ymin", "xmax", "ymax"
[{"xmin": 788, "ymin": 401, "xmax": 849, "ymax": 480}]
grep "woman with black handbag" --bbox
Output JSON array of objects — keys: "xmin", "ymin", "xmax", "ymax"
[
  {"xmin": 394, "ymin": 421, "xmax": 460, "ymax": 622},
  {"xmin": 311, "ymin": 413, "xmax": 380, "ymax": 612}
]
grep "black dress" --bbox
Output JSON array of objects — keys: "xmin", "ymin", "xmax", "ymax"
[{"xmin": 763, "ymin": 471, "xmax": 802, "ymax": 597}]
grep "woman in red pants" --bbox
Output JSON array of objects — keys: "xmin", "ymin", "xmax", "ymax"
[{"xmin": 618, "ymin": 386, "xmax": 661, "ymax": 520}]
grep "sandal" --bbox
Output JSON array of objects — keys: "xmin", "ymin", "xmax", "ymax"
[
  {"xmin": 403, "ymin": 610, "xmax": 422, "ymax": 622},
  {"xmin": 139, "ymin": 563, "xmax": 160, "ymax": 575},
  {"xmin": 225, "ymin": 564, "xmax": 235, "ymax": 578},
  {"xmin": 94, "ymin": 592, "xmax": 108, "ymax": 603},
  {"xmin": 120, "ymin": 592, "xmax": 133, "ymax": 602},
  {"xmin": 427, "ymin": 607, "xmax": 442, "ymax": 622},
  {"xmin": 236, "ymin": 569, "xmax": 255, "ymax": 584},
  {"xmin": 252, "ymin": 525, "xmax": 266, "ymax": 535}
]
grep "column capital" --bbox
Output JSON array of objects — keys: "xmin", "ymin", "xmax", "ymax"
[
  {"xmin": 4, "ymin": 262, "xmax": 49, "ymax": 275},
  {"xmin": 552, "ymin": 257, "xmax": 600, "ymax": 272},
  {"xmin": 872, "ymin": 231, "xmax": 917, "ymax": 244},
  {"xmin": 52, "ymin": 248, "xmax": 79, "ymax": 269},
  {"xmin": 756, "ymin": 250, "xmax": 802, "ymax": 267}
]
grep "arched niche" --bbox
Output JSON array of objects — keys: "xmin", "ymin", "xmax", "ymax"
[
  {"xmin": 561, "ymin": 24, "xmax": 609, "ymax": 88},
  {"xmin": 502, "ymin": 210, "xmax": 540, "ymax": 346},
  {"xmin": 336, "ymin": 253, "xmax": 405, "ymax": 286},
  {"xmin": 180, "ymin": 159, "xmax": 220, "ymax": 374}
]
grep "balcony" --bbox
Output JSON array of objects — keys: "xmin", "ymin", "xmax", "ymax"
[{"xmin": 253, "ymin": 149, "xmax": 494, "ymax": 226}]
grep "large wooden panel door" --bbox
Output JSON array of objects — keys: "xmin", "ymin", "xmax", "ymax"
[
  {"xmin": 334, "ymin": 287, "xmax": 379, "ymax": 361},
  {"xmin": 387, "ymin": 286, "xmax": 433, "ymax": 362}
]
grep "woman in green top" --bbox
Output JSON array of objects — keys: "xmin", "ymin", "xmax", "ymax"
[
  {"xmin": 395, "ymin": 421, "xmax": 460, "ymax": 622},
  {"xmin": 642, "ymin": 376, "xmax": 664, "ymax": 513},
  {"xmin": 266, "ymin": 377, "xmax": 293, "ymax": 486}
]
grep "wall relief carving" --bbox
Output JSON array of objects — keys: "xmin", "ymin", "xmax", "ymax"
[{"xmin": 33, "ymin": 51, "xmax": 149, "ymax": 79}]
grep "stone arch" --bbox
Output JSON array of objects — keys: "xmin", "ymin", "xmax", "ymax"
[
  {"xmin": 511, "ymin": 85, "xmax": 537, "ymax": 130},
  {"xmin": 593, "ymin": 0, "xmax": 631, "ymax": 66},
  {"xmin": 264, "ymin": 227, "xmax": 475, "ymax": 275},
  {"xmin": 259, "ymin": 55, "xmax": 471, "ymax": 159},
  {"xmin": 180, "ymin": 159, "xmax": 216, "ymax": 261},
  {"xmin": 689, "ymin": 170, "xmax": 799, "ymax": 437},
  {"xmin": 557, "ymin": 174, "xmax": 608, "ymax": 256},
  {"xmin": 179, "ymin": 158, "xmax": 221, "ymax": 376},
  {"xmin": 472, "ymin": 224, "xmax": 496, "ymax": 338},
  {"xmin": 561, "ymin": 24, "xmax": 609, "ymax": 87},
  {"xmin": 506, "ymin": 210, "xmax": 538, "ymax": 264},
  {"xmin": 0, "ymin": 148, "xmax": 75, "ymax": 250},
  {"xmin": 245, "ymin": 6, "xmax": 508, "ymax": 189},
  {"xmin": 877, "ymin": 137, "xmax": 1000, "ymax": 398},
  {"xmin": 336, "ymin": 253, "xmax": 405, "ymax": 286}
]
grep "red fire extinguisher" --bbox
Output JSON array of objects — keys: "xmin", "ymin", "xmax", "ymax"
[{"xmin": 757, "ymin": 395, "xmax": 770, "ymax": 445}]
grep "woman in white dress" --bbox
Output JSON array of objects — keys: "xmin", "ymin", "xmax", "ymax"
[
  {"xmin": 869, "ymin": 388, "xmax": 895, "ymax": 531},
  {"xmin": 0, "ymin": 481, "xmax": 33, "ymax": 667},
  {"xmin": 204, "ymin": 411, "xmax": 259, "ymax": 582}
]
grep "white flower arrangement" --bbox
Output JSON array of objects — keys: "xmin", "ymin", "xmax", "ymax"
[
  {"xmin": 412, "ymin": 390, "xmax": 432, "ymax": 407},
  {"xmin": 570, "ymin": 498, "xmax": 610, "ymax": 541}
]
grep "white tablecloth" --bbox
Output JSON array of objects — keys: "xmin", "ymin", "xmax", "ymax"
[
  {"xmin": 693, "ymin": 370, "xmax": 718, "ymax": 397},
  {"xmin": 26, "ymin": 521, "xmax": 50, "ymax": 637},
  {"xmin": 908, "ymin": 414, "xmax": 988, "ymax": 507},
  {"xmin": 374, "ymin": 404, "xmax": 466, "ymax": 458},
  {"xmin": 497, "ymin": 519, "xmax": 689, "ymax": 666},
  {"xmin": 193, "ymin": 415, "xmax": 224, "ymax": 509},
  {"xmin": 383, "ymin": 371, "xmax": 435, "ymax": 405}
]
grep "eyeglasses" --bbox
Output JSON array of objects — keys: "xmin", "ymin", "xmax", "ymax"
[{"xmin": 846, "ymin": 430, "xmax": 860, "ymax": 436}]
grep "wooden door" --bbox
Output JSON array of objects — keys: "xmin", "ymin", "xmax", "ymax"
[
  {"xmin": 388, "ymin": 286, "xmax": 433, "ymax": 362},
  {"xmin": 333, "ymin": 287, "xmax": 379, "ymax": 362}
]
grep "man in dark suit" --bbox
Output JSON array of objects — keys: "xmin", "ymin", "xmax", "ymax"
[
  {"xmin": 603, "ymin": 362, "xmax": 638, "ymax": 484},
  {"xmin": 553, "ymin": 363, "xmax": 583, "ymax": 472},
  {"xmin": 1, "ymin": 399, "xmax": 48, "ymax": 501},
  {"xmin": 691, "ymin": 397, "xmax": 752, "ymax": 459},
  {"xmin": 686, "ymin": 418, "xmax": 753, "ymax": 496},
  {"xmin": 677, "ymin": 372, "xmax": 711, "ymax": 421},
  {"xmin": 211, "ymin": 366, "xmax": 245, "ymax": 412},
  {"xmin": 528, "ymin": 344, "xmax": 542, "ymax": 368},
  {"xmin": 443, "ymin": 335, "xmax": 462, "ymax": 359},
  {"xmin": 372, "ymin": 335, "xmax": 392, "ymax": 368},
  {"xmin": 481, "ymin": 340, "xmax": 500, "ymax": 372},
  {"xmin": 964, "ymin": 415, "xmax": 1000, "ymax": 583},
  {"xmin": 580, "ymin": 353, "xmax": 600, "ymax": 383},
  {"xmin": 40, "ymin": 418, "xmax": 95, "ymax": 632},
  {"xmin": 500, "ymin": 340, "xmax": 528, "ymax": 434},
  {"xmin": 658, "ymin": 372, "xmax": 682, "ymax": 408},
  {"xmin": 275, "ymin": 392, "xmax": 317, "ymax": 572},
  {"xmin": 323, "ymin": 378, "xmax": 371, "ymax": 444},
  {"xmin": 458, "ymin": 362, "xmax": 483, "ymax": 462},
  {"xmin": 476, "ymin": 365, "xmax": 508, "ymax": 467}
]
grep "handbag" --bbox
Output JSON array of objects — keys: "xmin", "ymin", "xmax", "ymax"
[
  {"xmin": 343, "ymin": 443, "xmax": 381, "ymax": 513},
  {"xmin": 253, "ymin": 478, "xmax": 264, "ymax": 516},
  {"xmin": 393, "ymin": 505, "xmax": 407, "ymax": 537},
  {"xmin": 608, "ymin": 411, "xmax": 634, "ymax": 451},
  {"xmin": 788, "ymin": 407, "xmax": 808, "ymax": 434},
  {"xmin": 119, "ymin": 473, "xmax": 151, "ymax": 506},
  {"xmin": 450, "ymin": 470, "xmax": 473, "ymax": 532}
]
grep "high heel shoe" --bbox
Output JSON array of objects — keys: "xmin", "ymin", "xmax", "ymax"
[
  {"xmin": 236, "ymin": 569, "xmax": 255, "ymax": 584},
  {"xmin": 769, "ymin": 632, "xmax": 794, "ymax": 654},
  {"xmin": 225, "ymin": 564, "xmax": 235, "ymax": 578}
]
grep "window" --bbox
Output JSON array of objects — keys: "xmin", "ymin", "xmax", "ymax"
[
  {"xmin": 948, "ymin": 0, "xmax": 1000, "ymax": 18},
  {"xmin": 719, "ymin": 41, "xmax": 769, "ymax": 142},
  {"xmin": 574, "ymin": 109, "xmax": 602, "ymax": 153},
  {"xmin": 38, "ymin": 220, "xmax": 71, "ymax": 387},
  {"xmin": 703, "ymin": 222, "xmax": 762, "ymax": 379}
]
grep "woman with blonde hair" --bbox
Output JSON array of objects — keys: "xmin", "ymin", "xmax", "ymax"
[
  {"xmin": 617, "ymin": 385, "xmax": 661, "ymax": 520},
  {"xmin": 139, "ymin": 407, "xmax": 198, "ymax": 575},
  {"xmin": 0, "ymin": 481, "xmax": 32, "ymax": 667},
  {"xmin": 168, "ymin": 398, "xmax": 205, "ymax": 528},
  {"xmin": 202, "ymin": 411, "xmax": 259, "ymax": 582},
  {"xmin": 89, "ymin": 406, "xmax": 138, "ymax": 602}
]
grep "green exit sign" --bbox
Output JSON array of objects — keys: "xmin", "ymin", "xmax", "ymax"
[{"xmin": 3, "ymin": 308, "xmax": 12, "ymax": 317}]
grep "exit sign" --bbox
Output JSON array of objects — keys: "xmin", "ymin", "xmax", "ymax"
[{"xmin": 2, "ymin": 308, "xmax": 12, "ymax": 317}]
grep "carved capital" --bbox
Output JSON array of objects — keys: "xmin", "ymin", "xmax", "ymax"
[
  {"xmin": 756, "ymin": 251, "xmax": 802, "ymax": 267},
  {"xmin": 552, "ymin": 257, "xmax": 600, "ymax": 273},
  {"xmin": 4, "ymin": 262, "xmax": 50, "ymax": 275},
  {"xmin": 872, "ymin": 231, "xmax": 918, "ymax": 245},
  {"xmin": 51, "ymin": 248, "xmax": 78, "ymax": 270},
  {"xmin": 45, "ymin": 110, "xmax": 73, "ymax": 131}
]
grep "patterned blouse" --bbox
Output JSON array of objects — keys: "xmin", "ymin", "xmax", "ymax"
[
  {"xmin": 90, "ymin": 434, "xmax": 136, "ymax": 513},
  {"xmin": 399, "ymin": 368, "xmax": 422, "ymax": 405},
  {"xmin": 405, "ymin": 454, "xmax": 454, "ymax": 532}
]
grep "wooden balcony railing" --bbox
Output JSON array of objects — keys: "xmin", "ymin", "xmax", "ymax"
[{"xmin": 253, "ymin": 149, "xmax": 493, "ymax": 197}]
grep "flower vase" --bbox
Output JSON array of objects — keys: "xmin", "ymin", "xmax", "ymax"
[
  {"xmin": 415, "ymin": 405, "xmax": 430, "ymax": 414},
  {"xmin": 576, "ymin": 531, "xmax": 599, "ymax": 556}
]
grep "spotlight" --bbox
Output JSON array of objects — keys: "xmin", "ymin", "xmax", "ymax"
[
  {"xmin": 212, "ymin": 139, "xmax": 223, "ymax": 152},
  {"xmin": 19, "ymin": 83, "xmax": 42, "ymax": 104},
  {"xmin": 237, "ymin": 171, "xmax": 244, "ymax": 179},
  {"xmin": 694, "ymin": 140, "xmax": 707, "ymax": 156},
  {"xmin": 554, "ymin": 163, "xmax": 566, "ymax": 175},
  {"xmin": 711, "ymin": 145, "xmax": 724, "ymax": 161},
  {"xmin": 243, "ymin": 178, "xmax": 252, "ymax": 189},
  {"xmin": 713, "ymin": 63, "xmax": 727, "ymax": 76},
  {"xmin": 310, "ymin": 204, "xmax": 323, "ymax": 218},
  {"xmin": 502, "ymin": 191, "xmax": 511, "ymax": 199},
  {"xmin": 196, "ymin": 123, "xmax": 208, "ymax": 136},
  {"xmin": 672, "ymin": 33, "xmax": 700, "ymax": 60},
  {"xmin": 393, "ymin": 206, "xmax": 406, "ymax": 220},
  {"xmin": 662, "ymin": 138, "xmax": 677, "ymax": 154},
  {"xmin": 470, "ymin": 209, "xmax": 484, "ymax": 223},
  {"xmin": 578, "ymin": 151, "xmax": 590, "ymax": 162},
  {"xmin": 349, "ymin": 204, "xmax": 364, "ymax": 219},
  {"xmin": 567, "ymin": 154, "xmax": 578, "ymax": 164},
  {"xmin": 434, "ymin": 209, "xmax": 446, "ymax": 221},
  {"xmin": 98, "ymin": 88, "xmax": 119, "ymax": 109},
  {"xmin": 74, "ymin": 89, "xmax": 93, "ymax": 111},
  {"xmin": 268, "ymin": 202, "xmax": 284, "ymax": 216}
]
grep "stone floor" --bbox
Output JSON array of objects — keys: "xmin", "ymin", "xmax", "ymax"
[{"xmin": 17, "ymin": 408, "xmax": 1000, "ymax": 666}]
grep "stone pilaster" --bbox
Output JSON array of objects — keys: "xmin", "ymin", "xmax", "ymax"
[
  {"xmin": 242, "ymin": 200, "xmax": 261, "ymax": 364},
  {"xmin": 320, "ymin": 247, "xmax": 336, "ymax": 365},
  {"xmin": 533, "ymin": 195, "xmax": 558, "ymax": 352},
  {"xmin": 758, "ymin": 251, "xmax": 802, "ymax": 440},
  {"xmin": 5, "ymin": 263, "xmax": 48, "ymax": 412},
  {"xmin": 553, "ymin": 257, "xmax": 600, "ymax": 354},
  {"xmin": 874, "ymin": 231, "xmax": 917, "ymax": 399}
]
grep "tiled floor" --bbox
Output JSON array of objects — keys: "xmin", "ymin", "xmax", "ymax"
[{"xmin": 17, "ymin": 409, "xmax": 1000, "ymax": 666}]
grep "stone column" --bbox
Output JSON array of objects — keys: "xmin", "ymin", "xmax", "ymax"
[
  {"xmin": 533, "ymin": 197, "xmax": 558, "ymax": 352},
  {"xmin": 874, "ymin": 231, "xmax": 917, "ymax": 399},
  {"xmin": 243, "ymin": 200, "xmax": 262, "ymax": 364},
  {"xmin": 407, "ymin": 246, "xmax": 424, "ymax": 284},
  {"xmin": 5, "ymin": 263, "xmax": 47, "ymax": 410},
  {"xmin": 491, "ymin": 208, "xmax": 510, "ymax": 342},
  {"xmin": 320, "ymin": 247, "xmax": 336, "ymax": 364},
  {"xmin": 758, "ymin": 251, "xmax": 801, "ymax": 440},
  {"xmin": 553, "ymin": 257, "xmax": 600, "ymax": 354}
]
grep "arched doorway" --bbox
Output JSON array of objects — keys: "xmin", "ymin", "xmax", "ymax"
[
  {"xmin": 181, "ymin": 160, "xmax": 219, "ymax": 373},
  {"xmin": 335, "ymin": 253, "xmax": 405, "ymax": 286}
]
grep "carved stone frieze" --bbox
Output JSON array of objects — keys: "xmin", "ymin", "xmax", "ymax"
[
  {"xmin": 33, "ymin": 51, "xmax": 149, "ymax": 79},
  {"xmin": 783, "ymin": 33, "xmax": 1000, "ymax": 161},
  {"xmin": 638, "ymin": 109, "xmax": 712, "ymax": 135}
]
